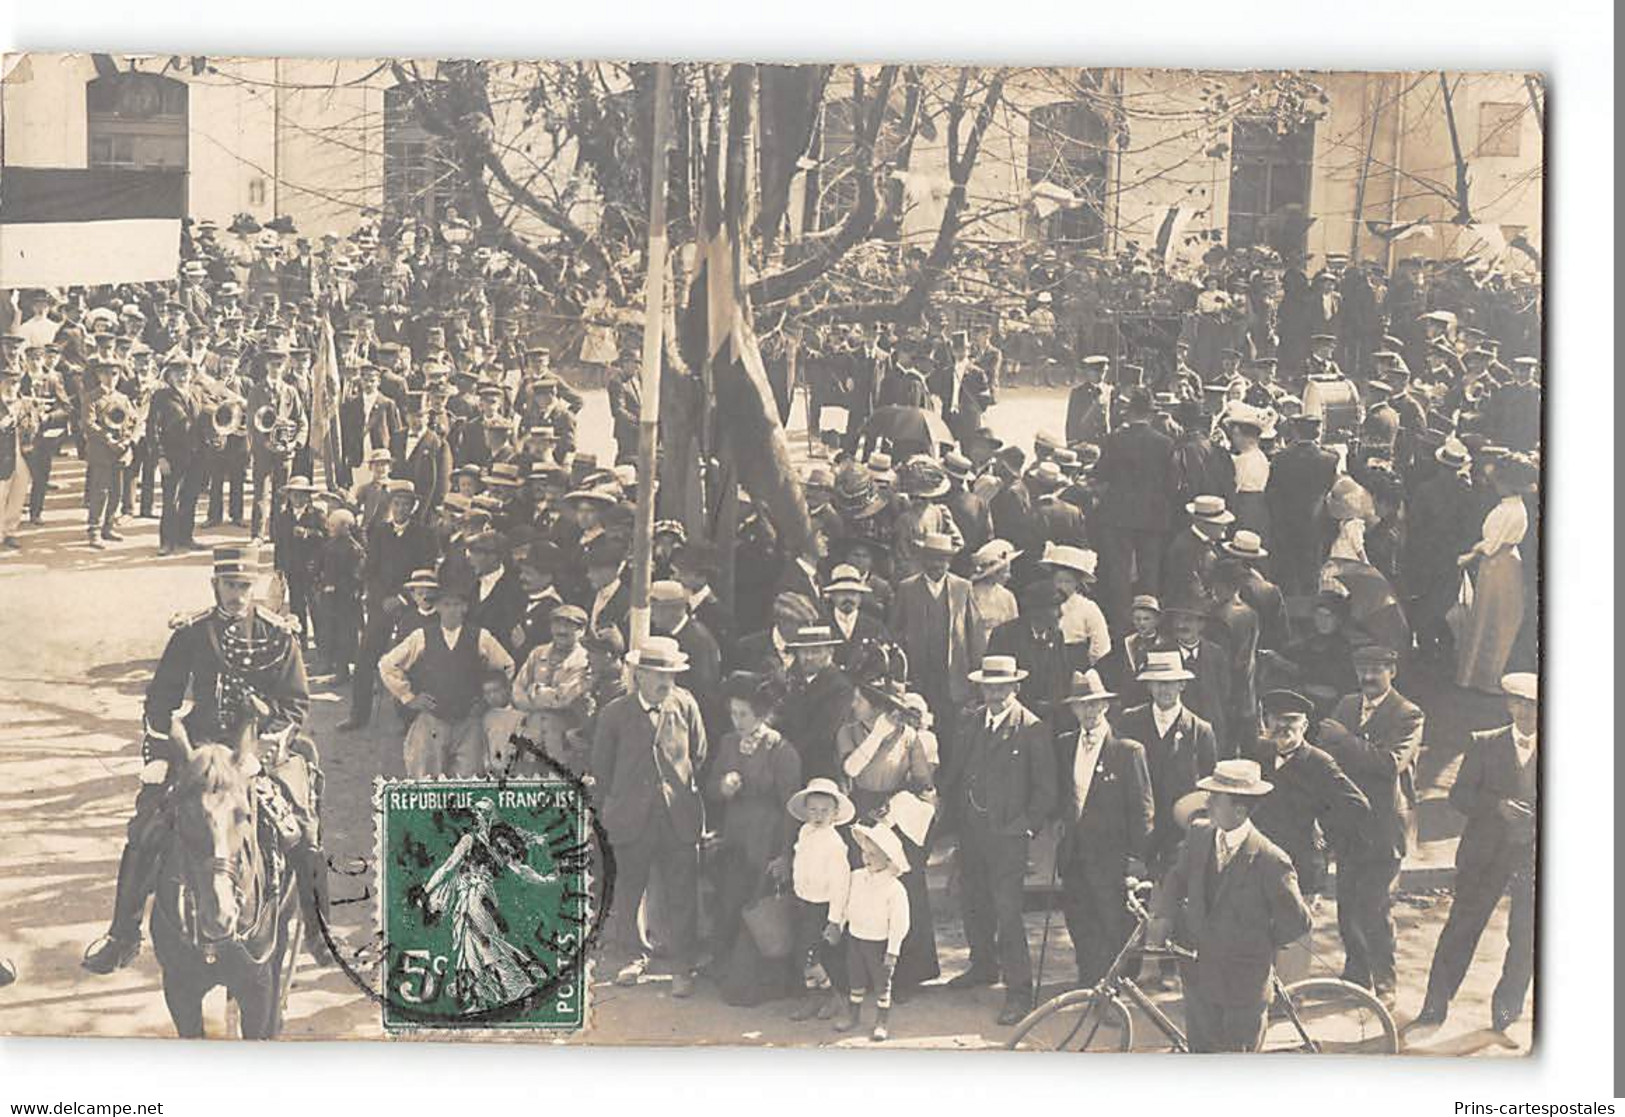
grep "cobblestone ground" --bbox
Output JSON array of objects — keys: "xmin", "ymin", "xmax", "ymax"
[{"xmin": 0, "ymin": 385, "xmax": 1529, "ymax": 1053}]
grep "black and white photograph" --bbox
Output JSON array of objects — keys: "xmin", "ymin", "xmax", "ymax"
[{"xmin": 0, "ymin": 2, "xmax": 1613, "ymax": 1111}]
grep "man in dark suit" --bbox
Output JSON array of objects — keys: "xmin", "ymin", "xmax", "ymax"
[
  {"xmin": 1162, "ymin": 598, "xmax": 1234, "ymax": 759},
  {"xmin": 941, "ymin": 452, "xmax": 993, "ymax": 574},
  {"xmin": 943, "ymin": 655, "xmax": 1057, "ymax": 1024},
  {"xmin": 1410, "ymin": 673, "xmax": 1537, "ymax": 1036},
  {"xmin": 988, "ymin": 576, "xmax": 1084, "ymax": 724},
  {"xmin": 1053, "ymin": 670, "xmax": 1153, "ymax": 987},
  {"xmin": 147, "ymin": 357, "xmax": 205, "ymax": 555},
  {"xmin": 1148, "ymin": 758, "xmax": 1313, "ymax": 1052},
  {"xmin": 340, "ymin": 481, "xmax": 439, "ymax": 731},
  {"xmin": 889, "ymin": 532, "xmax": 984, "ymax": 765},
  {"xmin": 1114, "ymin": 650, "xmax": 1219, "ymax": 878},
  {"xmin": 1316, "ymin": 646, "xmax": 1424, "ymax": 1007},
  {"xmin": 339, "ymin": 364, "xmax": 403, "ymax": 475},
  {"xmin": 1162, "ymin": 495, "xmax": 1231, "ymax": 607},
  {"xmin": 589, "ymin": 636, "xmax": 708, "ymax": 997},
  {"xmin": 822, "ymin": 565, "xmax": 890, "ymax": 674},
  {"xmin": 1265, "ymin": 414, "xmax": 1340, "ymax": 595},
  {"xmin": 777, "ymin": 625, "xmax": 854, "ymax": 783},
  {"xmin": 1247, "ymin": 689, "xmax": 1371, "ymax": 901},
  {"xmin": 465, "ymin": 529, "xmax": 529, "ymax": 656},
  {"xmin": 1094, "ymin": 387, "xmax": 1177, "ymax": 627},
  {"xmin": 1402, "ymin": 438, "xmax": 1481, "ymax": 664},
  {"xmin": 390, "ymin": 395, "xmax": 449, "ymax": 520}
]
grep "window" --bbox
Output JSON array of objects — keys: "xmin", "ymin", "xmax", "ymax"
[
  {"xmin": 87, "ymin": 73, "xmax": 188, "ymax": 171},
  {"xmin": 1226, "ymin": 118, "xmax": 1315, "ymax": 257},
  {"xmin": 1026, "ymin": 101, "xmax": 1108, "ymax": 248},
  {"xmin": 384, "ymin": 82, "xmax": 459, "ymax": 223},
  {"xmin": 1477, "ymin": 102, "xmax": 1523, "ymax": 158}
]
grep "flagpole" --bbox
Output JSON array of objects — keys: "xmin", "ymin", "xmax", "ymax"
[{"xmin": 628, "ymin": 62, "xmax": 673, "ymax": 651}]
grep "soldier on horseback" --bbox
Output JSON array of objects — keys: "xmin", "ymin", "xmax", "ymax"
[{"xmin": 83, "ymin": 544, "xmax": 317, "ymax": 975}]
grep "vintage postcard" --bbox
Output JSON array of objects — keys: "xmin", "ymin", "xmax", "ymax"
[{"xmin": 0, "ymin": 54, "xmax": 1541, "ymax": 1053}]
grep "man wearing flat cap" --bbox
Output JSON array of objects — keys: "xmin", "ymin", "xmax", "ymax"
[
  {"xmin": 1410, "ymin": 673, "xmax": 1537, "ymax": 1037},
  {"xmin": 1246, "ymin": 690, "xmax": 1371, "ymax": 906},
  {"xmin": 1316, "ymin": 646, "xmax": 1424, "ymax": 1007},
  {"xmin": 1148, "ymin": 758, "xmax": 1312, "ymax": 1051}
]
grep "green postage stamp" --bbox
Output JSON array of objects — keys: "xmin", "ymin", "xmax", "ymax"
[{"xmin": 376, "ymin": 777, "xmax": 594, "ymax": 1031}]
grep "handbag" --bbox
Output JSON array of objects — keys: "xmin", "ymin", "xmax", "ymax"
[
  {"xmin": 1445, "ymin": 569, "xmax": 1474, "ymax": 646},
  {"xmin": 741, "ymin": 885, "xmax": 795, "ymax": 960}
]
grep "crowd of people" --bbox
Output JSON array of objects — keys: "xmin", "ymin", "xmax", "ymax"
[{"xmin": 0, "ymin": 210, "xmax": 1539, "ymax": 1049}]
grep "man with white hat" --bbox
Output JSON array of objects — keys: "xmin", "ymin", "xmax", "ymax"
[
  {"xmin": 1114, "ymin": 649, "xmax": 1219, "ymax": 878},
  {"xmin": 1147, "ymin": 757, "xmax": 1312, "ymax": 1052},
  {"xmin": 1409, "ymin": 673, "xmax": 1537, "ymax": 1038},
  {"xmin": 1053, "ymin": 669, "xmax": 1152, "ymax": 988},
  {"xmin": 822, "ymin": 564, "xmax": 890, "ymax": 670},
  {"xmin": 943, "ymin": 654, "xmax": 1056, "ymax": 1024},
  {"xmin": 589, "ymin": 635, "xmax": 709, "ymax": 996}
]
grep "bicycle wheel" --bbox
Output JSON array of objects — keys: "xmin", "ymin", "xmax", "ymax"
[
  {"xmin": 1264, "ymin": 978, "xmax": 1399, "ymax": 1054},
  {"xmin": 1006, "ymin": 990, "xmax": 1133, "ymax": 1052}
]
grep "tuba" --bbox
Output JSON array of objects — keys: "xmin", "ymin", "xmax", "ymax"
[
  {"xmin": 252, "ymin": 403, "xmax": 280, "ymax": 437},
  {"xmin": 94, "ymin": 393, "xmax": 138, "ymax": 448}
]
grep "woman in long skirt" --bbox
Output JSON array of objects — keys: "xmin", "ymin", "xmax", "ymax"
[{"xmin": 1456, "ymin": 457, "xmax": 1535, "ymax": 693}]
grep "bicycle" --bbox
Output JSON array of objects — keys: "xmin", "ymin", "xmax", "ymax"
[{"xmin": 1007, "ymin": 878, "xmax": 1400, "ymax": 1054}]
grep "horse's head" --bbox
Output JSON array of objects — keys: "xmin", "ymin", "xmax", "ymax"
[{"xmin": 170, "ymin": 721, "xmax": 260, "ymax": 944}]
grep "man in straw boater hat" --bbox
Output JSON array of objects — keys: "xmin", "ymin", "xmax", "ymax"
[
  {"xmin": 1146, "ymin": 757, "xmax": 1312, "ymax": 1052},
  {"xmin": 378, "ymin": 572, "xmax": 515, "ymax": 779},
  {"xmin": 589, "ymin": 635, "xmax": 708, "ymax": 996},
  {"xmin": 84, "ymin": 544, "xmax": 311, "ymax": 974},
  {"xmin": 822, "ymin": 564, "xmax": 890, "ymax": 672},
  {"xmin": 1114, "ymin": 649, "xmax": 1219, "ymax": 880},
  {"xmin": 1162, "ymin": 492, "xmax": 1233, "ymax": 605},
  {"xmin": 1408, "ymin": 673, "xmax": 1537, "ymax": 1040},
  {"xmin": 1052, "ymin": 669, "xmax": 1152, "ymax": 989},
  {"xmin": 1316, "ymin": 645, "xmax": 1424, "ymax": 1009},
  {"xmin": 942, "ymin": 654, "xmax": 1056, "ymax": 1025}
]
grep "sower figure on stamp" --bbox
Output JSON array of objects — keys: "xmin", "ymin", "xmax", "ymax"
[
  {"xmin": 83, "ymin": 545, "xmax": 312, "ymax": 974},
  {"xmin": 1407, "ymin": 673, "xmax": 1537, "ymax": 1039},
  {"xmin": 589, "ymin": 636, "xmax": 709, "ymax": 997}
]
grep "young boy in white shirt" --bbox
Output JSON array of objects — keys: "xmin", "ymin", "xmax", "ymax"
[
  {"xmin": 781, "ymin": 778, "xmax": 854, "ymax": 1022},
  {"xmin": 837, "ymin": 823, "xmax": 912, "ymax": 1041}
]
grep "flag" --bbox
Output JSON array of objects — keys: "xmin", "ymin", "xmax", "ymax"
[
  {"xmin": 1155, "ymin": 203, "xmax": 1197, "ymax": 269},
  {"xmin": 311, "ymin": 312, "xmax": 344, "ymax": 485},
  {"xmin": 680, "ymin": 64, "xmax": 812, "ymax": 555},
  {"xmin": 0, "ymin": 167, "xmax": 184, "ymax": 287},
  {"xmin": 1364, "ymin": 218, "xmax": 1434, "ymax": 245}
]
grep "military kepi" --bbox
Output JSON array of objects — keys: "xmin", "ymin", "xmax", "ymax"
[{"xmin": 213, "ymin": 544, "xmax": 260, "ymax": 577}]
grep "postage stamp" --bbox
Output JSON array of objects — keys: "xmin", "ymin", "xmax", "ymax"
[{"xmin": 375, "ymin": 776, "xmax": 594, "ymax": 1032}]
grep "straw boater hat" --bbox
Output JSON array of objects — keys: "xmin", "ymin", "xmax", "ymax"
[
  {"xmin": 402, "ymin": 568, "xmax": 440, "ymax": 592},
  {"xmin": 1172, "ymin": 757, "xmax": 1276, "ymax": 829},
  {"xmin": 1039, "ymin": 542, "xmax": 1098, "ymax": 581},
  {"xmin": 1186, "ymin": 494, "xmax": 1235, "ymax": 525},
  {"xmin": 1062, "ymin": 668, "xmax": 1116, "ymax": 704},
  {"xmin": 971, "ymin": 539, "xmax": 1022, "ymax": 581},
  {"xmin": 383, "ymin": 479, "xmax": 419, "ymax": 504},
  {"xmin": 1220, "ymin": 530, "xmax": 1269, "ymax": 561},
  {"xmin": 787, "ymin": 777, "xmax": 856, "ymax": 825},
  {"xmin": 1500, "ymin": 673, "xmax": 1537, "ymax": 702},
  {"xmin": 649, "ymin": 580, "xmax": 688, "ymax": 606},
  {"xmin": 1137, "ymin": 649, "xmax": 1195, "ymax": 683},
  {"xmin": 917, "ymin": 531, "xmax": 959, "ymax": 558},
  {"xmin": 852, "ymin": 823, "xmax": 911, "ymax": 875},
  {"xmin": 823, "ymin": 564, "xmax": 872, "ymax": 596},
  {"xmin": 967, "ymin": 654, "xmax": 1029, "ymax": 685},
  {"xmin": 623, "ymin": 635, "xmax": 690, "ymax": 673},
  {"xmin": 283, "ymin": 475, "xmax": 317, "ymax": 494}
]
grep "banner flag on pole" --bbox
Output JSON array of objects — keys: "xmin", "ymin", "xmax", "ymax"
[
  {"xmin": 311, "ymin": 312, "xmax": 344, "ymax": 485},
  {"xmin": 0, "ymin": 167, "xmax": 184, "ymax": 287}
]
